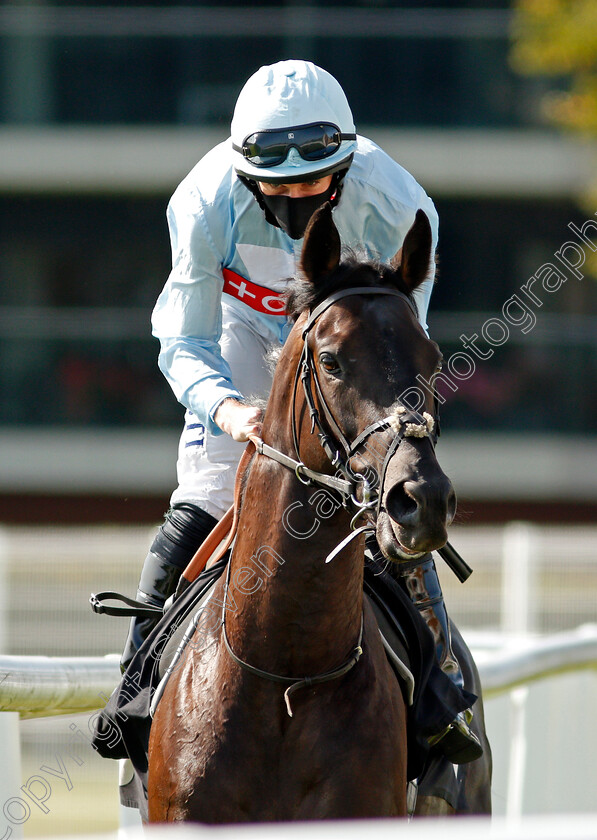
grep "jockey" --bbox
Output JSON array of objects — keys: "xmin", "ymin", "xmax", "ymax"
[{"xmin": 122, "ymin": 59, "xmax": 481, "ymax": 764}]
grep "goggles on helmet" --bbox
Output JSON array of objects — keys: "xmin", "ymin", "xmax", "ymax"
[{"xmin": 233, "ymin": 122, "xmax": 356, "ymax": 168}]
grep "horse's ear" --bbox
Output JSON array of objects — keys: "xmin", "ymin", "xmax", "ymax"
[
  {"xmin": 300, "ymin": 202, "xmax": 341, "ymax": 285},
  {"xmin": 391, "ymin": 209, "xmax": 433, "ymax": 293}
]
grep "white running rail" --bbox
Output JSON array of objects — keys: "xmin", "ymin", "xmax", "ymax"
[{"xmin": 0, "ymin": 626, "xmax": 596, "ymax": 717}]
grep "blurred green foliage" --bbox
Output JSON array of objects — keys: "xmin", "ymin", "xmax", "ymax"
[
  {"xmin": 510, "ymin": 0, "xmax": 597, "ymax": 271},
  {"xmin": 511, "ymin": 0, "xmax": 597, "ymax": 134}
]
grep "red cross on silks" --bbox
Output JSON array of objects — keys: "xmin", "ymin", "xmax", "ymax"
[{"xmin": 222, "ymin": 268, "xmax": 287, "ymax": 316}]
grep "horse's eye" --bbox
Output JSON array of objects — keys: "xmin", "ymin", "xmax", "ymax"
[{"xmin": 319, "ymin": 353, "xmax": 341, "ymax": 375}]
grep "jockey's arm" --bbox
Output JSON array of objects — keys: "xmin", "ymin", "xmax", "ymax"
[{"xmin": 152, "ymin": 185, "xmax": 244, "ymax": 437}]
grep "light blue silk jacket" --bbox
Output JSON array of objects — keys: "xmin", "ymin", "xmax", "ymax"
[{"xmin": 151, "ymin": 135, "xmax": 439, "ymax": 436}]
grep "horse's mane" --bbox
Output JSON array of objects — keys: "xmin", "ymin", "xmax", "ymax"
[{"xmin": 285, "ymin": 251, "xmax": 417, "ymax": 321}]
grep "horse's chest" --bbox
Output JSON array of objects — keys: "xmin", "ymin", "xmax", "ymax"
[
  {"xmin": 149, "ymin": 631, "xmax": 406, "ymax": 822},
  {"xmin": 164, "ymin": 675, "xmax": 404, "ymax": 821}
]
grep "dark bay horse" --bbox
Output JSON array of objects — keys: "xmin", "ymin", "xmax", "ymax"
[{"xmin": 147, "ymin": 205, "xmax": 490, "ymax": 822}]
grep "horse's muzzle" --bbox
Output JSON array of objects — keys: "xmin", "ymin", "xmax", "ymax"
[{"xmin": 377, "ymin": 454, "xmax": 456, "ymax": 558}]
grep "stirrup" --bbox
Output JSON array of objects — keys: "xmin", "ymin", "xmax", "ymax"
[{"xmin": 427, "ymin": 710, "xmax": 483, "ymax": 764}]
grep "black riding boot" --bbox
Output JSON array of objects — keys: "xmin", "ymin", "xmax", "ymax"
[
  {"xmin": 396, "ymin": 554, "xmax": 482, "ymax": 764},
  {"xmin": 120, "ymin": 503, "xmax": 218, "ymax": 673}
]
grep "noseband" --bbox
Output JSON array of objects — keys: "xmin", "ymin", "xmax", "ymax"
[{"xmin": 253, "ymin": 285, "xmax": 438, "ymax": 535}]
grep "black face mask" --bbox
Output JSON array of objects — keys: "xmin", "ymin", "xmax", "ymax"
[{"xmin": 260, "ymin": 182, "xmax": 337, "ymax": 240}]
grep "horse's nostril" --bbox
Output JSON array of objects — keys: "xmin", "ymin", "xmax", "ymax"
[{"xmin": 385, "ymin": 482, "xmax": 418, "ymax": 523}]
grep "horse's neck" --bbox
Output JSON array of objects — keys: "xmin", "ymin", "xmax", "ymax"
[{"xmin": 225, "ymin": 455, "xmax": 364, "ymax": 676}]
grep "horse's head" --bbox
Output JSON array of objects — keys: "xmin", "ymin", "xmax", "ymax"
[{"xmin": 277, "ymin": 202, "xmax": 455, "ymax": 562}]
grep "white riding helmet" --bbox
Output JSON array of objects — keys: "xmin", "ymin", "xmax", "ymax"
[{"xmin": 231, "ymin": 60, "xmax": 357, "ymax": 184}]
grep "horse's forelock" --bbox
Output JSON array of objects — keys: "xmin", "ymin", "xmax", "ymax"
[{"xmin": 285, "ymin": 256, "xmax": 412, "ymax": 321}]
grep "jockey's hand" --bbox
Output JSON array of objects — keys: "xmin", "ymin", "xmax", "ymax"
[{"xmin": 214, "ymin": 398, "xmax": 263, "ymax": 442}]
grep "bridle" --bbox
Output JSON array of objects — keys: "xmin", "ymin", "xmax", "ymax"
[
  {"xmin": 252, "ymin": 285, "xmax": 438, "ymax": 537},
  {"xmin": 222, "ymin": 284, "xmax": 441, "ymax": 715}
]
